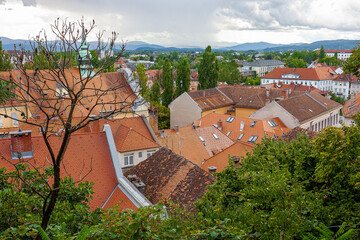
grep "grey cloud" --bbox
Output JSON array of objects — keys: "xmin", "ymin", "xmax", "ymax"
[{"xmin": 22, "ymin": 0, "xmax": 36, "ymax": 7}]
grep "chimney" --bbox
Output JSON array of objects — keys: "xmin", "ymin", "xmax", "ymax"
[
  {"xmin": 174, "ymin": 125, "xmax": 179, "ymax": 134},
  {"xmin": 232, "ymin": 156, "xmax": 240, "ymax": 167},
  {"xmin": 10, "ymin": 130, "xmax": 33, "ymax": 159},
  {"xmin": 127, "ymin": 174, "xmax": 146, "ymax": 194},
  {"xmin": 217, "ymin": 120, "xmax": 223, "ymax": 130},
  {"xmin": 281, "ymin": 89, "xmax": 288, "ymax": 100},
  {"xmin": 208, "ymin": 166, "xmax": 217, "ymax": 173}
]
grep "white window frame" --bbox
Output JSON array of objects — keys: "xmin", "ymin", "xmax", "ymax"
[
  {"xmin": 138, "ymin": 151, "xmax": 143, "ymax": 158},
  {"xmin": 124, "ymin": 153, "xmax": 134, "ymax": 166},
  {"xmin": 147, "ymin": 150, "xmax": 156, "ymax": 158}
]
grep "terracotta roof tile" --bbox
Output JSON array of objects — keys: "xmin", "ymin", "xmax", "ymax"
[
  {"xmin": 195, "ymin": 126, "xmax": 234, "ymax": 156},
  {"xmin": 280, "ymin": 127, "xmax": 318, "ymax": 142},
  {"xmin": 124, "ymin": 147, "xmax": 215, "ymax": 208},
  {"xmin": 0, "ymin": 131, "xmax": 137, "ymax": 211},
  {"xmin": 202, "ymin": 141, "xmax": 254, "ymax": 172},
  {"xmin": 262, "ymin": 67, "xmax": 337, "ymax": 81},
  {"xmin": 343, "ymin": 92, "xmax": 360, "ymax": 118}
]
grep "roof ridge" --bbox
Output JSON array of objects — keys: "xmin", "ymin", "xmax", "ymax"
[
  {"xmin": 215, "ymin": 87, "xmax": 234, "ymax": 103},
  {"xmin": 305, "ymin": 92, "xmax": 327, "ymax": 109}
]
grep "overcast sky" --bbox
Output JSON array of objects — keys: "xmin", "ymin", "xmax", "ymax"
[{"xmin": 1, "ymin": 0, "xmax": 360, "ymax": 47}]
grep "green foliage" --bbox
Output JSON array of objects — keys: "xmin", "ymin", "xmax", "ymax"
[
  {"xmin": 198, "ymin": 46, "xmax": 219, "ymax": 90},
  {"xmin": 245, "ymin": 76, "xmax": 261, "ymax": 85},
  {"xmin": 150, "ymin": 77, "xmax": 161, "ymax": 104},
  {"xmin": 219, "ymin": 60, "xmax": 241, "ymax": 85},
  {"xmin": 319, "ymin": 45, "xmax": 326, "ymax": 61},
  {"xmin": 154, "ymin": 103, "xmax": 170, "ymax": 129},
  {"xmin": 0, "ymin": 165, "xmax": 100, "ymax": 239},
  {"xmin": 303, "ymin": 223, "xmax": 357, "ymax": 240},
  {"xmin": 0, "ymin": 40, "xmax": 13, "ymax": 71},
  {"xmin": 344, "ymin": 44, "xmax": 360, "ymax": 77},
  {"xmin": 87, "ymin": 203, "xmax": 245, "ymax": 239},
  {"xmin": 175, "ymin": 58, "xmax": 191, "ymax": 97},
  {"xmin": 90, "ymin": 50, "xmax": 101, "ymax": 68},
  {"xmin": 161, "ymin": 58, "xmax": 174, "ymax": 107},
  {"xmin": 328, "ymin": 91, "xmax": 345, "ymax": 104},
  {"xmin": 286, "ymin": 57, "xmax": 307, "ymax": 68},
  {"xmin": 197, "ymin": 121, "xmax": 360, "ymax": 239},
  {"xmin": 136, "ymin": 63, "xmax": 150, "ymax": 102},
  {"xmin": 0, "ymin": 79, "xmax": 16, "ymax": 103}
]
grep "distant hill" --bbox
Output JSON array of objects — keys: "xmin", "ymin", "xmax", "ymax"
[
  {"xmin": 1, "ymin": 37, "xmax": 359, "ymax": 52},
  {"xmin": 264, "ymin": 39, "xmax": 360, "ymax": 52},
  {"xmin": 221, "ymin": 42, "xmax": 285, "ymax": 51}
]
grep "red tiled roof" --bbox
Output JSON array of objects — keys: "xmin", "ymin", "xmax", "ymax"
[
  {"xmin": 187, "ymin": 88, "xmax": 233, "ymax": 111},
  {"xmin": 277, "ymin": 92, "xmax": 342, "ymax": 123},
  {"xmin": 157, "ymin": 125, "xmax": 211, "ymax": 166},
  {"xmin": 193, "ymin": 112, "xmax": 290, "ymax": 144},
  {"xmin": 0, "ymin": 132, "xmax": 137, "ymax": 211},
  {"xmin": 262, "ymin": 67, "xmax": 337, "ymax": 81},
  {"xmin": 124, "ymin": 147, "xmax": 215, "ymax": 208},
  {"xmin": 280, "ymin": 127, "xmax": 318, "ymax": 142},
  {"xmin": 343, "ymin": 92, "xmax": 360, "ymax": 118},
  {"xmin": 324, "ymin": 49, "xmax": 352, "ymax": 53},
  {"xmin": 202, "ymin": 141, "xmax": 254, "ymax": 172},
  {"xmin": 102, "ymin": 185, "xmax": 137, "ymax": 210}
]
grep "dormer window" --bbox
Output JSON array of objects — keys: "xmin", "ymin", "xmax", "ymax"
[{"xmin": 12, "ymin": 113, "xmax": 19, "ymax": 126}]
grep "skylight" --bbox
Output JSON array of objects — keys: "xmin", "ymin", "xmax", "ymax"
[
  {"xmin": 226, "ymin": 117, "xmax": 235, "ymax": 123},
  {"xmin": 248, "ymin": 135, "xmax": 258, "ymax": 143},
  {"xmin": 267, "ymin": 120, "xmax": 278, "ymax": 127},
  {"xmin": 237, "ymin": 133, "xmax": 244, "ymax": 140},
  {"xmin": 226, "ymin": 131, "xmax": 231, "ymax": 136},
  {"xmin": 212, "ymin": 133, "xmax": 219, "ymax": 140},
  {"xmin": 199, "ymin": 136, "xmax": 205, "ymax": 142}
]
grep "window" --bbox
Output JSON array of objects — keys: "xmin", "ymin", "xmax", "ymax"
[
  {"xmin": 12, "ymin": 113, "xmax": 19, "ymax": 126},
  {"xmin": 138, "ymin": 151, "xmax": 143, "ymax": 158},
  {"xmin": 124, "ymin": 154, "xmax": 134, "ymax": 166},
  {"xmin": 147, "ymin": 150, "xmax": 156, "ymax": 158},
  {"xmin": 267, "ymin": 120, "xmax": 278, "ymax": 127},
  {"xmin": 226, "ymin": 131, "xmax": 231, "ymax": 136},
  {"xmin": 199, "ymin": 136, "xmax": 205, "ymax": 142},
  {"xmin": 212, "ymin": 133, "xmax": 219, "ymax": 140},
  {"xmin": 226, "ymin": 117, "xmax": 235, "ymax": 123},
  {"xmin": 250, "ymin": 120, "xmax": 257, "ymax": 127},
  {"xmin": 248, "ymin": 135, "xmax": 258, "ymax": 143},
  {"xmin": 0, "ymin": 116, "xmax": 3, "ymax": 127},
  {"xmin": 237, "ymin": 133, "xmax": 244, "ymax": 140}
]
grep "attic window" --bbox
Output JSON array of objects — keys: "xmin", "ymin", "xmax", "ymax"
[
  {"xmin": 248, "ymin": 135, "xmax": 258, "ymax": 143},
  {"xmin": 226, "ymin": 131, "xmax": 231, "ymax": 136},
  {"xmin": 204, "ymin": 102, "xmax": 207, "ymax": 105},
  {"xmin": 239, "ymin": 97, "xmax": 242, "ymax": 100},
  {"xmin": 226, "ymin": 117, "xmax": 235, "ymax": 123},
  {"xmin": 199, "ymin": 136, "xmax": 205, "ymax": 142},
  {"xmin": 237, "ymin": 133, "xmax": 244, "ymax": 140},
  {"xmin": 0, "ymin": 116, "xmax": 3, "ymax": 127},
  {"xmin": 250, "ymin": 120, "xmax": 257, "ymax": 127},
  {"xmin": 309, "ymin": 109, "xmax": 313, "ymax": 112},
  {"xmin": 212, "ymin": 133, "xmax": 219, "ymax": 140},
  {"xmin": 267, "ymin": 120, "xmax": 278, "ymax": 127},
  {"xmin": 249, "ymin": 99, "xmax": 253, "ymax": 103},
  {"xmin": 12, "ymin": 113, "xmax": 19, "ymax": 126}
]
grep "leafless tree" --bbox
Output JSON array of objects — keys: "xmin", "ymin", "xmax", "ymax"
[{"xmin": 0, "ymin": 18, "xmax": 138, "ymax": 235}]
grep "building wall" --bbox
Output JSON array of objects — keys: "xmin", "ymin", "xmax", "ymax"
[
  {"xmin": 118, "ymin": 147, "xmax": 159, "ymax": 170},
  {"xmin": 252, "ymin": 64, "xmax": 285, "ymax": 77},
  {"xmin": 235, "ymin": 107, "xmax": 258, "ymax": 118},
  {"xmin": 301, "ymin": 107, "xmax": 342, "ymax": 131},
  {"xmin": 202, "ymin": 105, "xmax": 231, "ymax": 117},
  {"xmin": 0, "ymin": 106, "xmax": 29, "ymax": 128},
  {"xmin": 169, "ymin": 92, "xmax": 202, "ymax": 128},
  {"xmin": 261, "ymin": 78, "xmax": 333, "ymax": 91},
  {"xmin": 325, "ymin": 52, "xmax": 352, "ymax": 61},
  {"xmin": 342, "ymin": 116, "xmax": 355, "ymax": 127},
  {"xmin": 249, "ymin": 102, "xmax": 300, "ymax": 129},
  {"xmin": 332, "ymin": 81, "xmax": 350, "ymax": 99},
  {"xmin": 350, "ymin": 82, "xmax": 360, "ymax": 96}
]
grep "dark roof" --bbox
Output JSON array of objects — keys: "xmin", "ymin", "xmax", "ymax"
[
  {"xmin": 124, "ymin": 147, "xmax": 215, "ymax": 208},
  {"xmin": 187, "ymin": 88, "xmax": 233, "ymax": 111},
  {"xmin": 243, "ymin": 60, "xmax": 285, "ymax": 67},
  {"xmin": 277, "ymin": 92, "xmax": 341, "ymax": 123},
  {"xmin": 280, "ymin": 127, "xmax": 318, "ymax": 142}
]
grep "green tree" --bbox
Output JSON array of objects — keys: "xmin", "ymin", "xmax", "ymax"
[
  {"xmin": 344, "ymin": 44, "xmax": 360, "ymax": 76},
  {"xmin": 286, "ymin": 57, "xmax": 307, "ymax": 68},
  {"xmin": 136, "ymin": 63, "xmax": 150, "ymax": 102},
  {"xmin": 319, "ymin": 45, "xmax": 326, "ymax": 62},
  {"xmin": 150, "ymin": 78, "xmax": 161, "ymax": 104},
  {"xmin": 161, "ymin": 58, "xmax": 173, "ymax": 107},
  {"xmin": 198, "ymin": 45, "xmax": 219, "ymax": 90},
  {"xmin": 197, "ymin": 120, "xmax": 360, "ymax": 239},
  {"xmin": 175, "ymin": 58, "xmax": 190, "ymax": 97},
  {"xmin": 0, "ymin": 40, "xmax": 12, "ymax": 71}
]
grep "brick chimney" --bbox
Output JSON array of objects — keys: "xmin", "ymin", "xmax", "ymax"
[
  {"xmin": 281, "ymin": 89, "xmax": 288, "ymax": 100},
  {"xmin": 208, "ymin": 166, "xmax": 217, "ymax": 173},
  {"xmin": 174, "ymin": 125, "xmax": 179, "ymax": 134},
  {"xmin": 10, "ymin": 130, "xmax": 33, "ymax": 159},
  {"xmin": 217, "ymin": 120, "xmax": 223, "ymax": 130}
]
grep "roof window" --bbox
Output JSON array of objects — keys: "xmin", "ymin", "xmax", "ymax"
[
  {"xmin": 237, "ymin": 133, "xmax": 244, "ymax": 140},
  {"xmin": 199, "ymin": 136, "xmax": 205, "ymax": 142},
  {"xmin": 212, "ymin": 133, "xmax": 219, "ymax": 140},
  {"xmin": 267, "ymin": 120, "xmax": 278, "ymax": 127},
  {"xmin": 248, "ymin": 135, "xmax": 258, "ymax": 143},
  {"xmin": 226, "ymin": 117, "xmax": 235, "ymax": 123},
  {"xmin": 226, "ymin": 131, "xmax": 231, "ymax": 136}
]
